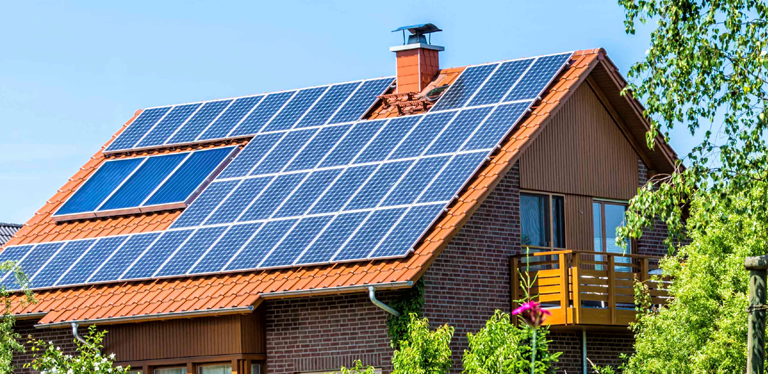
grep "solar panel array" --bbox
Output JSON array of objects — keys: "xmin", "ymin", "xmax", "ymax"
[
  {"xmin": 104, "ymin": 78, "xmax": 396, "ymax": 153},
  {"xmin": 52, "ymin": 147, "xmax": 237, "ymax": 221},
  {"xmin": 1, "ymin": 52, "xmax": 572, "ymax": 291}
]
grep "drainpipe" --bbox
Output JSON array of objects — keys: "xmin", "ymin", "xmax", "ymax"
[
  {"xmin": 71, "ymin": 322, "xmax": 88, "ymax": 345},
  {"xmin": 368, "ymin": 286, "xmax": 400, "ymax": 316},
  {"xmin": 583, "ymin": 330, "xmax": 588, "ymax": 374}
]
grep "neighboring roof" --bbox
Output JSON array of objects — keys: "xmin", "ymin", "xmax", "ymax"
[
  {"xmin": 8, "ymin": 48, "xmax": 676, "ymax": 327},
  {"xmin": 0, "ymin": 223, "xmax": 21, "ymax": 246}
]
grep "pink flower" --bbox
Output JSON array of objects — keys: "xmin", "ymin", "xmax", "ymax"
[{"xmin": 512, "ymin": 301, "xmax": 551, "ymax": 327}]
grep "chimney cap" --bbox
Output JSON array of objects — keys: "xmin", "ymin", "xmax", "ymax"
[{"xmin": 391, "ymin": 23, "xmax": 442, "ymax": 34}]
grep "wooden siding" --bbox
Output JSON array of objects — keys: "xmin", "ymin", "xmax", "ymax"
[
  {"xmin": 564, "ymin": 194, "xmax": 594, "ymax": 251},
  {"xmin": 103, "ymin": 311, "xmax": 265, "ymax": 363},
  {"xmin": 519, "ymin": 83, "xmax": 639, "ymax": 200}
]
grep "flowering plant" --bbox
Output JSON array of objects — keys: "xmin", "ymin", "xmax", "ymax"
[
  {"xmin": 24, "ymin": 326, "xmax": 130, "ymax": 374},
  {"xmin": 512, "ymin": 301, "xmax": 551, "ymax": 328}
]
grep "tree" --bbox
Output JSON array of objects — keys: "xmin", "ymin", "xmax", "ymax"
[
  {"xmin": 462, "ymin": 310, "xmax": 560, "ymax": 374},
  {"xmin": 0, "ymin": 262, "xmax": 33, "ymax": 374},
  {"xmin": 613, "ymin": 0, "xmax": 768, "ymax": 372},
  {"xmin": 391, "ymin": 313, "xmax": 453, "ymax": 374},
  {"xmin": 25, "ymin": 325, "xmax": 131, "ymax": 374}
]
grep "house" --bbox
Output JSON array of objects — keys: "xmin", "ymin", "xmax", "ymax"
[
  {"xmin": 0, "ymin": 223, "xmax": 22, "ymax": 246},
  {"xmin": 3, "ymin": 24, "xmax": 676, "ymax": 374}
]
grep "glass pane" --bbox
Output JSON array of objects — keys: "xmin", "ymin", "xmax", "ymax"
[
  {"xmin": 551, "ymin": 196, "xmax": 565, "ymax": 248},
  {"xmin": 592, "ymin": 202, "xmax": 603, "ymax": 252},
  {"xmin": 521, "ymin": 193, "xmax": 549, "ymax": 247},
  {"xmin": 605, "ymin": 204, "xmax": 631, "ymax": 272},
  {"xmin": 251, "ymin": 364, "xmax": 262, "ymax": 374},
  {"xmin": 199, "ymin": 365, "xmax": 232, "ymax": 374},
  {"xmin": 155, "ymin": 368, "xmax": 186, "ymax": 374}
]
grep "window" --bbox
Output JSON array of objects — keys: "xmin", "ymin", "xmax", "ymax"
[
  {"xmin": 520, "ymin": 192, "xmax": 565, "ymax": 250},
  {"xmin": 251, "ymin": 363, "xmax": 261, "ymax": 374},
  {"xmin": 155, "ymin": 368, "xmax": 187, "ymax": 374},
  {"xmin": 198, "ymin": 364, "xmax": 231, "ymax": 374},
  {"xmin": 593, "ymin": 200, "xmax": 631, "ymax": 271}
]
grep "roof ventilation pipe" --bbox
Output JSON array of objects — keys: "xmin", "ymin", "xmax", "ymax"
[{"xmin": 368, "ymin": 286, "xmax": 400, "ymax": 316}]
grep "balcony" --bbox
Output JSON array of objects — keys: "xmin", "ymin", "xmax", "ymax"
[{"xmin": 511, "ymin": 250, "xmax": 670, "ymax": 328}]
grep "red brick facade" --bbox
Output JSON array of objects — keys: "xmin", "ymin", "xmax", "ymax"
[{"xmin": 13, "ymin": 318, "xmax": 82, "ymax": 374}]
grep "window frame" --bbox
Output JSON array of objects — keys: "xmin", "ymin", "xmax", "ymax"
[
  {"xmin": 592, "ymin": 198, "xmax": 633, "ymax": 254},
  {"xmin": 519, "ymin": 190, "xmax": 566, "ymax": 251}
]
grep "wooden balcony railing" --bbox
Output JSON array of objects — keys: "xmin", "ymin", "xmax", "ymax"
[{"xmin": 511, "ymin": 250, "xmax": 670, "ymax": 327}]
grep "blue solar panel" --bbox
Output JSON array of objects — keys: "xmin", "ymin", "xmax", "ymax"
[
  {"xmin": 274, "ymin": 169, "xmax": 341, "ymax": 218},
  {"xmin": 217, "ymin": 133, "xmax": 283, "ymax": 179},
  {"xmin": 205, "ymin": 177, "xmax": 272, "ymax": 225},
  {"xmin": 319, "ymin": 121, "xmax": 384, "ymax": 167},
  {"xmin": 333, "ymin": 208, "xmax": 405, "ymax": 261},
  {"xmin": 310, "ymin": 165, "xmax": 377, "ymax": 214},
  {"xmin": 198, "ymin": 96, "xmax": 264, "ymax": 141},
  {"xmin": 285, "ymin": 125, "xmax": 351, "ymax": 171},
  {"xmin": 136, "ymin": 104, "xmax": 201, "ymax": 148},
  {"xmin": 121, "ymin": 230, "xmax": 193, "ymax": 280},
  {"xmin": 239, "ymin": 173, "xmax": 307, "ymax": 221},
  {"xmin": 171, "ymin": 180, "xmax": 239, "ymax": 228},
  {"xmin": 426, "ymin": 107, "xmax": 493, "ymax": 155},
  {"xmin": 55, "ymin": 158, "xmax": 143, "ymax": 217},
  {"xmin": 469, "ymin": 59, "xmax": 535, "ymax": 106},
  {"xmin": 5, "ymin": 242, "xmax": 64, "ymax": 290},
  {"xmin": 297, "ymin": 83, "xmax": 360, "ymax": 128},
  {"xmin": 144, "ymin": 146, "xmax": 235, "ymax": 206},
  {"xmin": 295, "ymin": 212, "xmax": 367, "ymax": 265},
  {"xmin": 371, "ymin": 203, "xmax": 444, "ymax": 258},
  {"xmin": 260, "ymin": 216, "xmax": 331, "ymax": 268},
  {"xmin": 167, "ymin": 100, "xmax": 232, "ymax": 144},
  {"xmin": 30, "ymin": 239, "xmax": 95, "ymax": 288},
  {"xmin": 345, "ymin": 161, "xmax": 413, "ymax": 210},
  {"xmin": 431, "ymin": 64, "xmax": 498, "ymax": 111},
  {"xmin": 389, "ymin": 112, "xmax": 455, "ymax": 159},
  {"xmin": 329, "ymin": 78, "xmax": 393, "ymax": 124},
  {"xmin": 89, "ymin": 232, "xmax": 160, "ymax": 283},
  {"xmin": 382, "ymin": 156, "xmax": 449, "ymax": 206},
  {"xmin": 355, "ymin": 117, "xmax": 420, "ymax": 163},
  {"xmin": 57, "ymin": 236, "xmax": 128, "ymax": 286},
  {"xmin": 226, "ymin": 220, "xmax": 296, "ymax": 271},
  {"xmin": 505, "ymin": 53, "xmax": 570, "ymax": 102},
  {"xmin": 250, "ymin": 129, "xmax": 316, "ymax": 175},
  {"xmin": 0, "ymin": 244, "xmax": 34, "ymax": 290},
  {"xmin": 105, "ymin": 107, "xmax": 171, "ymax": 152},
  {"xmin": 191, "ymin": 223, "xmax": 260, "ymax": 273},
  {"xmin": 98, "ymin": 153, "xmax": 187, "ymax": 211},
  {"xmin": 155, "ymin": 226, "xmax": 226, "ymax": 277},
  {"xmin": 419, "ymin": 152, "xmax": 487, "ymax": 203},
  {"xmin": 230, "ymin": 92, "xmax": 294, "ymax": 136},
  {"xmin": 263, "ymin": 87, "xmax": 327, "ymax": 132},
  {"xmin": 463, "ymin": 102, "xmax": 529, "ymax": 150}
]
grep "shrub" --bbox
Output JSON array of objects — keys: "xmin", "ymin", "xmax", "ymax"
[
  {"xmin": 25, "ymin": 326, "xmax": 130, "ymax": 374},
  {"xmin": 392, "ymin": 313, "xmax": 453, "ymax": 374}
]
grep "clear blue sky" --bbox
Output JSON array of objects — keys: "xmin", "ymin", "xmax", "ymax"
[{"xmin": 0, "ymin": 0, "xmax": 690, "ymax": 224}]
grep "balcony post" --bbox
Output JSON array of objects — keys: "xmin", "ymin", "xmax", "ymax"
[
  {"xmin": 559, "ymin": 253, "xmax": 569, "ymax": 325},
  {"xmin": 640, "ymin": 258, "xmax": 649, "ymax": 284},
  {"xmin": 572, "ymin": 253, "xmax": 581, "ymax": 324},
  {"xmin": 608, "ymin": 255, "xmax": 616, "ymax": 325}
]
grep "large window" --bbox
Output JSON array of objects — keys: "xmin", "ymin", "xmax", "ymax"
[
  {"xmin": 521, "ymin": 192, "xmax": 565, "ymax": 250},
  {"xmin": 198, "ymin": 364, "xmax": 232, "ymax": 374},
  {"xmin": 593, "ymin": 200, "xmax": 631, "ymax": 271}
]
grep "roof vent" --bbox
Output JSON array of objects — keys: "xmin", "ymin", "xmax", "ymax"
[{"xmin": 390, "ymin": 23, "xmax": 444, "ymax": 94}]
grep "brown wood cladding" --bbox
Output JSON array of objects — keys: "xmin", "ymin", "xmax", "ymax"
[
  {"xmin": 564, "ymin": 195, "xmax": 594, "ymax": 251},
  {"xmin": 103, "ymin": 310, "xmax": 265, "ymax": 363},
  {"xmin": 519, "ymin": 83, "xmax": 639, "ymax": 200}
]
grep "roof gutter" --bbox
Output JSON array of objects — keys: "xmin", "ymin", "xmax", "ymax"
[
  {"xmin": 259, "ymin": 281, "xmax": 413, "ymax": 298},
  {"xmin": 36, "ymin": 305, "xmax": 255, "ymax": 329},
  {"xmin": 368, "ymin": 286, "xmax": 400, "ymax": 316}
]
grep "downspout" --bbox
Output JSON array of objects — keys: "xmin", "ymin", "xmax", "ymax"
[
  {"xmin": 583, "ymin": 330, "xmax": 588, "ymax": 374},
  {"xmin": 71, "ymin": 322, "xmax": 88, "ymax": 345},
  {"xmin": 368, "ymin": 286, "xmax": 400, "ymax": 316}
]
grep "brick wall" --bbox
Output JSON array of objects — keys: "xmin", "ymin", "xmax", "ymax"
[
  {"xmin": 636, "ymin": 158, "xmax": 671, "ymax": 257},
  {"xmin": 550, "ymin": 332, "xmax": 583, "ymax": 373},
  {"xmin": 586, "ymin": 332, "xmax": 634, "ymax": 369},
  {"xmin": 265, "ymin": 292, "xmax": 396, "ymax": 374},
  {"xmin": 12, "ymin": 318, "xmax": 83, "ymax": 374}
]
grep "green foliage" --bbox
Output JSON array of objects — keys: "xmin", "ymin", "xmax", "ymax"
[
  {"xmin": 462, "ymin": 310, "xmax": 560, "ymax": 374},
  {"xmin": 609, "ymin": 0, "xmax": 768, "ymax": 372},
  {"xmin": 338, "ymin": 360, "xmax": 377, "ymax": 374},
  {"xmin": 392, "ymin": 313, "xmax": 454, "ymax": 374},
  {"xmin": 0, "ymin": 261, "xmax": 34, "ymax": 374},
  {"xmin": 387, "ymin": 278, "xmax": 426, "ymax": 349},
  {"xmin": 25, "ymin": 326, "xmax": 130, "ymax": 374}
]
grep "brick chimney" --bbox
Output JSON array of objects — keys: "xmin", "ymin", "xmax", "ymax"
[{"xmin": 390, "ymin": 24, "xmax": 444, "ymax": 94}]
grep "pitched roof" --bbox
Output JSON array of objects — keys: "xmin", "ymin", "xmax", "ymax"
[
  {"xmin": 0, "ymin": 223, "xmax": 21, "ymax": 246},
  {"xmin": 8, "ymin": 48, "xmax": 675, "ymax": 327}
]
